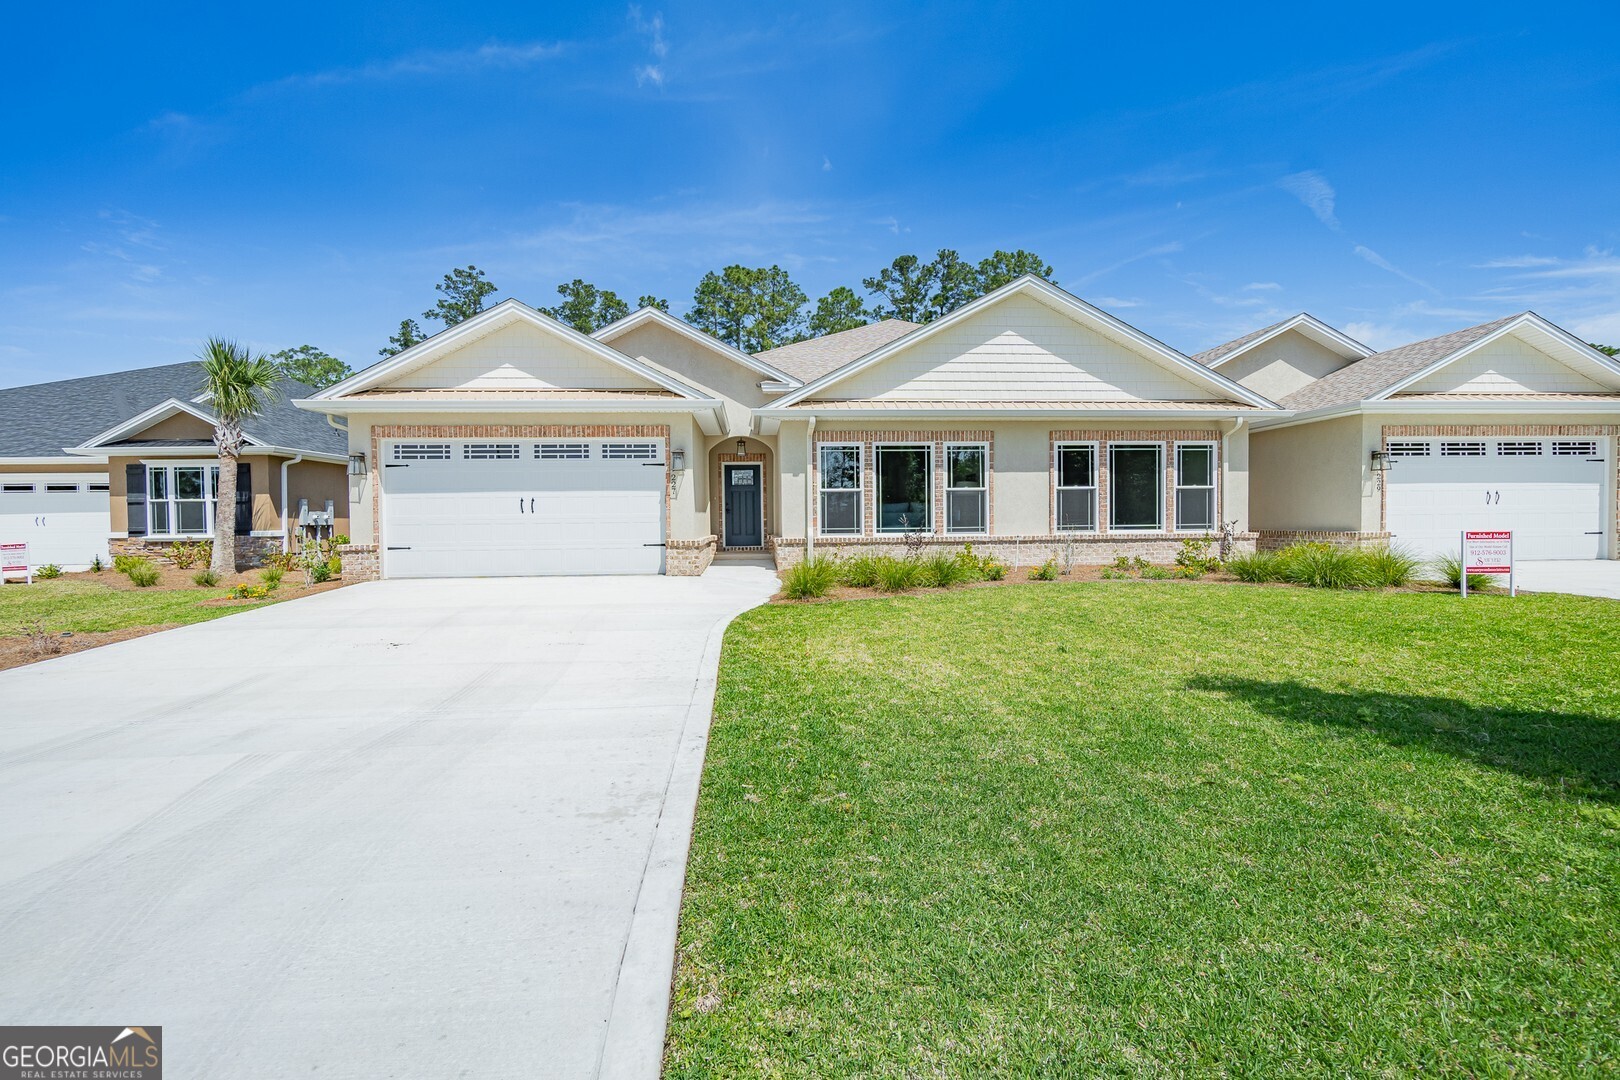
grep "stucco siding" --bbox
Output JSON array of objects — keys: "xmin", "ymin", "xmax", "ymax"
[
  {"xmin": 610, "ymin": 322, "xmax": 764, "ymax": 436},
  {"xmin": 388, "ymin": 322, "xmax": 662, "ymax": 391},
  {"xmin": 1406, "ymin": 334, "xmax": 1609, "ymax": 395},
  {"xmin": 1250, "ymin": 415, "xmax": 1364, "ymax": 532},
  {"xmin": 136, "ymin": 412, "xmax": 216, "ymax": 441},
  {"xmin": 1218, "ymin": 329, "xmax": 1357, "ymax": 401},
  {"xmin": 826, "ymin": 294, "xmax": 1219, "ymax": 402}
]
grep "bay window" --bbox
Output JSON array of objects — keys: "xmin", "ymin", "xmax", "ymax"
[
  {"xmin": 1054, "ymin": 443, "xmax": 1097, "ymax": 531},
  {"xmin": 1109, "ymin": 444, "xmax": 1163, "ymax": 530},
  {"xmin": 876, "ymin": 445, "xmax": 931, "ymax": 532},
  {"xmin": 1175, "ymin": 444, "xmax": 1217, "ymax": 530},
  {"xmin": 944, "ymin": 444, "xmax": 987, "ymax": 533},
  {"xmin": 147, "ymin": 464, "xmax": 219, "ymax": 536},
  {"xmin": 818, "ymin": 444, "xmax": 862, "ymax": 535}
]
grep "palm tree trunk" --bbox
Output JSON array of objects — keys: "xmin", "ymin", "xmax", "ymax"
[{"xmin": 212, "ymin": 443, "xmax": 239, "ymax": 575}]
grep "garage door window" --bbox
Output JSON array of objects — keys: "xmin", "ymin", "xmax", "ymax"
[
  {"xmin": 603, "ymin": 443, "xmax": 659, "ymax": 460},
  {"xmin": 1441, "ymin": 441, "xmax": 1486, "ymax": 457},
  {"xmin": 538, "ymin": 443, "xmax": 590, "ymax": 460},
  {"xmin": 394, "ymin": 443, "xmax": 450, "ymax": 461},
  {"xmin": 1553, "ymin": 440, "xmax": 1599, "ymax": 457},
  {"xmin": 464, "ymin": 443, "xmax": 520, "ymax": 460}
]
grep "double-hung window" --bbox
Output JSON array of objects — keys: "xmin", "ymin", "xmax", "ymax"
[
  {"xmin": 818, "ymin": 444, "xmax": 862, "ymax": 535},
  {"xmin": 1174, "ymin": 444, "xmax": 1217, "ymax": 530},
  {"xmin": 944, "ymin": 444, "xmax": 987, "ymax": 533},
  {"xmin": 1054, "ymin": 443, "xmax": 1098, "ymax": 531},
  {"xmin": 148, "ymin": 464, "xmax": 220, "ymax": 536},
  {"xmin": 875, "ymin": 444, "xmax": 932, "ymax": 532},
  {"xmin": 1109, "ymin": 444, "xmax": 1163, "ymax": 530}
]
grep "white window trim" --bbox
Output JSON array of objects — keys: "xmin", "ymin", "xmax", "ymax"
[
  {"xmin": 817, "ymin": 442, "xmax": 864, "ymax": 537},
  {"xmin": 1108, "ymin": 442, "xmax": 1165, "ymax": 532},
  {"xmin": 943, "ymin": 442, "xmax": 989, "ymax": 535},
  {"xmin": 146, "ymin": 462, "xmax": 222, "ymax": 539},
  {"xmin": 1053, "ymin": 441, "xmax": 1100, "ymax": 533},
  {"xmin": 1174, "ymin": 441, "xmax": 1218, "ymax": 532},
  {"xmin": 873, "ymin": 442, "xmax": 934, "ymax": 534}
]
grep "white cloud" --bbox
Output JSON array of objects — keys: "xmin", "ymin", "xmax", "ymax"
[
  {"xmin": 822, "ymin": 156, "xmax": 833, "ymax": 172},
  {"xmin": 1093, "ymin": 296, "xmax": 1144, "ymax": 308},
  {"xmin": 1572, "ymin": 311, "xmax": 1620, "ymax": 344},
  {"xmin": 635, "ymin": 64, "xmax": 665, "ymax": 87},
  {"xmin": 1278, "ymin": 171, "xmax": 1339, "ymax": 230},
  {"xmin": 1343, "ymin": 321, "xmax": 1419, "ymax": 351},
  {"xmin": 1353, "ymin": 244, "xmax": 1435, "ymax": 292},
  {"xmin": 629, "ymin": 6, "xmax": 668, "ymax": 88},
  {"xmin": 1473, "ymin": 254, "xmax": 1560, "ymax": 269},
  {"xmin": 1243, "ymin": 281, "xmax": 1282, "ymax": 291},
  {"xmin": 265, "ymin": 41, "xmax": 562, "ymax": 91},
  {"xmin": 1076, "ymin": 241, "xmax": 1183, "ymax": 286}
]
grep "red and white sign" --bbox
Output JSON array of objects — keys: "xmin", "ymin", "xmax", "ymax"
[
  {"xmin": 1, "ymin": 541, "xmax": 29, "ymax": 583},
  {"xmin": 1461, "ymin": 530, "xmax": 1515, "ymax": 597}
]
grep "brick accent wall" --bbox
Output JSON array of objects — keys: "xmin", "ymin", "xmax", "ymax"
[
  {"xmin": 667, "ymin": 535, "xmax": 718, "ymax": 576},
  {"xmin": 338, "ymin": 543, "xmax": 380, "ymax": 581},
  {"xmin": 1380, "ymin": 424, "xmax": 1620, "ymax": 550},
  {"xmin": 110, "ymin": 535, "xmax": 281, "ymax": 569},
  {"xmin": 770, "ymin": 532, "xmax": 1256, "ymax": 570}
]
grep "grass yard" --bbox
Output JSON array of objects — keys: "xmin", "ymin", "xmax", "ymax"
[{"xmin": 667, "ymin": 582, "xmax": 1620, "ymax": 1076}]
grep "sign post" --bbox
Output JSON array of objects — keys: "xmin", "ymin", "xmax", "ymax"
[
  {"xmin": 0, "ymin": 542, "xmax": 30, "ymax": 585},
  {"xmin": 1461, "ymin": 530, "xmax": 1514, "ymax": 597}
]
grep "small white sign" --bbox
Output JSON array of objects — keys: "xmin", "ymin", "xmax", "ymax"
[
  {"xmin": 1, "ymin": 541, "xmax": 30, "ymax": 584},
  {"xmin": 1461, "ymin": 530, "xmax": 1514, "ymax": 597}
]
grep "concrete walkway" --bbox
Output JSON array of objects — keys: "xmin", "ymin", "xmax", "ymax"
[
  {"xmin": 0, "ymin": 568, "xmax": 778, "ymax": 1079},
  {"xmin": 1513, "ymin": 560, "xmax": 1620, "ymax": 599}
]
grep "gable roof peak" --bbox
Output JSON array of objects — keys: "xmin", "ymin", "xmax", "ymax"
[{"xmin": 1194, "ymin": 313, "xmax": 1371, "ymax": 368}]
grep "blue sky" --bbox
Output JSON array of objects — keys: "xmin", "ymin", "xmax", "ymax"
[{"xmin": 3, "ymin": 1, "xmax": 1618, "ymax": 387}]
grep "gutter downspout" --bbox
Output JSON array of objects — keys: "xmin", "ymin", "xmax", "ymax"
[
  {"xmin": 279, "ymin": 454, "xmax": 303, "ymax": 553},
  {"xmin": 1222, "ymin": 417, "xmax": 1245, "ymax": 537},
  {"xmin": 804, "ymin": 416, "xmax": 817, "ymax": 562}
]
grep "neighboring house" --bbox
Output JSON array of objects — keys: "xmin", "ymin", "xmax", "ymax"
[
  {"xmin": 0, "ymin": 362, "xmax": 350, "ymax": 570},
  {"xmin": 297, "ymin": 276, "xmax": 1276, "ymax": 579},
  {"xmin": 1204, "ymin": 312, "xmax": 1620, "ymax": 561}
]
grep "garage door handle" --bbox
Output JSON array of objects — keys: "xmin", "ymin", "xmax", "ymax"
[
  {"xmin": 642, "ymin": 461, "xmax": 666, "ymax": 466},
  {"xmin": 644, "ymin": 542, "xmax": 666, "ymax": 547},
  {"xmin": 1588, "ymin": 531, "xmax": 1605, "ymax": 535},
  {"xmin": 519, "ymin": 498, "xmax": 524, "ymax": 513},
  {"xmin": 530, "ymin": 497, "xmax": 535, "ymax": 513},
  {"xmin": 385, "ymin": 463, "xmax": 409, "ymax": 468},
  {"xmin": 387, "ymin": 546, "xmax": 412, "ymax": 550}
]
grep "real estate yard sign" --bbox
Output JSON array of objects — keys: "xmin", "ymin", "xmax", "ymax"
[
  {"xmin": 0, "ymin": 542, "xmax": 28, "ymax": 584},
  {"xmin": 1461, "ymin": 530, "xmax": 1514, "ymax": 597}
]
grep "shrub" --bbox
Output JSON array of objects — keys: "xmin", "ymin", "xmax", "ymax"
[
  {"xmin": 836, "ymin": 554, "xmax": 883, "ymax": 589},
  {"xmin": 1227, "ymin": 551, "xmax": 1285, "ymax": 583},
  {"xmin": 261, "ymin": 550, "xmax": 300, "ymax": 572},
  {"xmin": 1431, "ymin": 553, "xmax": 1496, "ymax": 593},
  {"xmin": 168, "ymin": 539, "xmax": 212, "ymax": 569},
  {"xmin": 260, "ymin": 566, "xmax": 284, "ymax": 590},
  {"xmin": 124, "ymin": 559, "xmax": 160, "ymax": 587},
  {"xmin": 1174, "ymin": 537, "xmax": 1222, "ymax": 577},
  {"xmin": 1281, "ymin": 543, "xmax": 1369, "ymax": 590},
  {"xmin": 1111, "ymin": 556, "xmax": 1132, "ymax": 572},
  {"xmin": 1131, "ymin": 556, "xmax": 1150, "ymax": 573},
  {"xmin": 1028, "ymin": 559, "xmax": 1059, "ymax": 581},
  {"xmin": 1141, "ymin": 565, "xmax": 1174, "ymax": 580},
  {"xmin": 1362, "ymin": 544, "xmax": 1421, "ymax": 589},
  {"xmin": 229, "ymin": 583, "xmax": 273, "ymax": 600},
  {"xmin": 113, "ymin": 554, "xmax": 140, "ymax": 574},
  {"xmin": 35, "ymin": 563, "xmax": 62, "ymax": 579},
  {"xmin": 919, "ymin": 552, "xmax": 972, "ymax": 588},
  {"xmin": 875, "ymin": 556, "xmax": 922, "ymax": 592},
  {"xmin": 90, "ymin": 555, "xmax": 105, "ymax": 573},
  {"xmin": 333, "ymin": 533, "xmax": 351, "ymax": 546},
  {"xmin": 326, "ymin": 555, "xmax": 343, "ymax": 576},
  {"xmin": 309, "ymin": 561, "xmax": 334, "ymax": 584},
  {"xmin": 192, "ymin": 569, "xmax": 220, "ymax": 587},
  {"xmin": 980, "ymin": 558, "xmax": 1007, "ymax": 581},
  {"xmin": 782, "ymin": 557, "xmax": 838, "ymax": 600},
  {"xmin": 1100, "ymin": 567, "xmax": 1129, "ymax": 580}
]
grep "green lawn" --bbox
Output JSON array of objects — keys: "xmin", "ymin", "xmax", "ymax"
[
  {"xmin": 0, "ymin": 577, "xmax": 267, "ymax": 635},
  {"xmin": 667, "ymin": 582, "xmax": 1620, "ymax": 1077}
]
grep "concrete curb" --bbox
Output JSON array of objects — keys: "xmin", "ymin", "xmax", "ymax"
[{"xmin": 595, "ymin": 582, "xmax": 765, "ymax": 1079}]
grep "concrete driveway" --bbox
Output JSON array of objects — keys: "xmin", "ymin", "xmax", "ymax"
[
  {"xmin": 1513, "ymin": 560, "xmax": 1620, "ymax": 599},
  {"xmin": 0, "ymin": 567, "xmax": 777, "ymax": 1079}
]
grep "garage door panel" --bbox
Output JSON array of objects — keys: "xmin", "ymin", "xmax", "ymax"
[
  {"xmin": 0, "ymin": 482, "xmax": 111, "ymax": 570},
  {"xmin": 381, "ymin": 441, "xmax": 665, "ymax": 578}
]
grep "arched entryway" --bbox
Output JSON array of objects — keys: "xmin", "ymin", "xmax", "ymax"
[{"xmin": 711, "ymin": 437, "xmax": 774, "ymax": 550}]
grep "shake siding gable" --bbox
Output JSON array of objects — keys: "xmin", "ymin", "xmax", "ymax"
[
  {"xmin": 826, "ymin": 294, "xmax": 1219, "ymax": 403},
  {"xmin": 1404, "ymin": 334, "xmax": 1611, "ymax": 395},
  {"xmin": 387, "ymin": 321, "xmax": 662, "ymax": 391}
]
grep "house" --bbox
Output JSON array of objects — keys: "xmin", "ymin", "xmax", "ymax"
[
  {"xmin": 296, "ymin": 276, "xmax": 1277, "ymax": 579},
  {"xmin": 0, "ymin": 362, "xmax": 350, "ymax": 570},
  {"xmin": 1204, "ymin": 312, "xmax": 1620, "ymax": 561}
]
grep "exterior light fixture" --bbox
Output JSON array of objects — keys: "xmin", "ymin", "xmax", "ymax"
[
  {"xmin": 735, "ymin": 438, "xmax": 748, "ymax": 456},
  {"xmin": 347, "ymin": 452, "xmax": 368, "ymax": 476},
  {"xmin": 671, "ymin": 448, "xmax": 687, "ymax": 471},
  {"xmin": 1370, "ymin": 450, "xmax": 1392, "ymax": 473}
]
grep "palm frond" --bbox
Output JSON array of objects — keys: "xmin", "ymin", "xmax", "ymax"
[{"xmin": 198, "ymin": 337, "xmax": 282, "ymax": 423}]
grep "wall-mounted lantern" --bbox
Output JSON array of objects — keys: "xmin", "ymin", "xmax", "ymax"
[
  {"xmin": 1370, "ymin": 449, "xmax": 1392, "ymax": 473},
  {"xmin": 671, "ymin": 448, "xmax": 687, "ymax": 472},
  {"xmin": 735, "ymin": 438, "xmax": 748, "ymax": 456},
  {"xmin": 347, "ymin": 452, "xmax": 368, "ymax": 476}
]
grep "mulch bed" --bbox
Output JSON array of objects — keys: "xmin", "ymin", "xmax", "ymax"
[{"xmin": 0, "ymin": 625, "xmax": 182, "ymax": 671}]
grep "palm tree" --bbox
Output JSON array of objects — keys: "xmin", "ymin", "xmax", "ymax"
[{"xmin": 199, "ymin": 338, "xmax": 281, "ymax": 575}]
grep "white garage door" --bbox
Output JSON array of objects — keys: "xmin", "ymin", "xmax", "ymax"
[
  {"xmin": 381, "ymin": 439, "xmax": 666, "ymax": 578},
  {"xmin": 0, "ymin": 476, "xmax": 111, "ymax": 571},
  {"xmin": 1386, "ymin": 437, "xmax": 1608, "ymax": 561}
]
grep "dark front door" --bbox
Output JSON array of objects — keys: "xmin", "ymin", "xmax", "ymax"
[{"xmin": 723, "ymin": 464, "xmax": 763, "ymax": 547}]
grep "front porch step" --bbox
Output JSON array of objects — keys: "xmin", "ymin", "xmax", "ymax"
[{"xmin": 713, "ymin": 550, "xmax": 775, "ymax": 567}]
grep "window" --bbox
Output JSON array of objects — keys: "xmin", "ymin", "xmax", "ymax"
[
  {"xmin": 3, "ymin": 483, "xmax": 35, "ymax": 493},
  {"xmin": 46, "ymin": 484, "xmax": 79, "ymax": 492},
  {"xmin": 1109, "ymin": 444, "xmax": 1163, "ymax": 530},
  {"xmin": 1054, "ymin": 444, "xmax": 1097, "ymax": 531},
  {"xmin": 603, "ymin": 442, "xmax": 659, "ymax": 460},
  {"xmin": 1440, "ymin": 440, "xmax": 1486, "ymax": 457},
  {"xmin": 464, "ymin": 443, "xmax": 520, "ymax": 460},
  {"xmin": 818, "ymin": 444, "xmax": 862, "ymax": 535},
  {"xmin": 538, "ymin": 443, "xmax": 590, "ymax": 460},
  {"xmin": 1175, "ymin": 445, "xmax": 1216, "ymax": 530},
  {"xmin": 147, "ymin": 465, "xmax": 219, "ymax": 535},
  {"xmin": 1552, "ymin": 440, "xmax": 1600, "ymax": 457},
  {"xmin": 394, "ymin": 443, "xmax": 450, "ymax": 461},
  {"xmin": 876, "ymin": 445, "xmax": 932, "ymax": 532},
  {"xmin": 944, "ymin": 444, "xmax": 987, "ymax": 533},
  {"xmin": 1496, "ymin": 441, "xmax": 1542, "ymax": 456},
  {"xmin": 87, "ymin": 483, "xmax": 110, "ymax": 492},
  {"xmin": 1386, "ymin": 441, "xmax": 1430, "ymax": 458}
]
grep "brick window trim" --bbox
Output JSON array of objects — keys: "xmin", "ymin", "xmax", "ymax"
[
  {"xmin": 1378, "ymin": 424, "xmax": 1619, "ymax": 540},
  {"xmin": 812, "ymin": 430, "xmax": 995, "ymax": 538},
  {"xmin": 717, "ymin": 451, "xmax": 769, "ymax": 549},
  {"xmin": 367, "ymin": 423, "xmax": 673, "ymax": 553},
  {"xmin": 1049, "ymin": 429, "xmax": 1226, "ymax": 536}
]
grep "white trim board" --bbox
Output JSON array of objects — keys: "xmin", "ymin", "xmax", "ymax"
[
  {"xmin": 593, "ymin": 306, "xmax": 802, "ymax": 387},
  {"xmin": 1203, "ymin": 313, "xmax": 1372, "ymax": 368}
]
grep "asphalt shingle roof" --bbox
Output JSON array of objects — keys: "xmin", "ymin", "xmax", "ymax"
[
  {"xmin": 0, "ymin": 362, "xmax": 345, "ymax": 458},
  {"xmin": 1191, "ymin": 317, "xmax": 1297, "ymax": 367},
  {"xmin": 754, "ymin": 319, "xmax": 920, "ymax": 382},
  {"xmin": 1276, "ymin": 314, "xmax": 1525, "ymax": 411}
]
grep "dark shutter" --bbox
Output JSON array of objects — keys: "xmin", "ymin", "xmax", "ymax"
[
  {"xmin": 125, "ymin": 463, "xmax": 148, "ymax": 537},
  {"xmin": 234, "ymin": 462, "xmax": 252, "ymax": 534}
]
